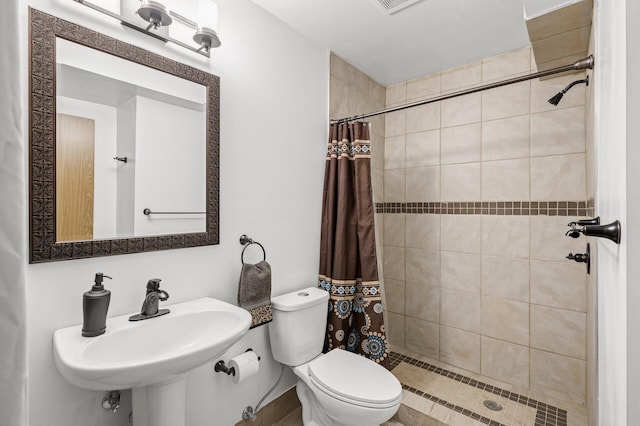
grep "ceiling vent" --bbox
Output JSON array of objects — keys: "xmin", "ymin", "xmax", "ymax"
[{"xmin": 374, "ymin": 0, "xmax": 427, "ymax": 14}]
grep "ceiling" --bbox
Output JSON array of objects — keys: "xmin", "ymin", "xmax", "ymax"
[{"xmin": 250, "ymin": 0, "xmax": 545, "ymax": 86}]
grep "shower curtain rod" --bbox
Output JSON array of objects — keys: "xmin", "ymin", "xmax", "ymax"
[{"xmin": 331, "ymin": 55, "xmax": 594, "ymax": 124}]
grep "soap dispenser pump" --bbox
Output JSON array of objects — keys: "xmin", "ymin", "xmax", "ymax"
[{"xmin": 82, "ymin": 273, "xmax": 112, "ymax": 337}]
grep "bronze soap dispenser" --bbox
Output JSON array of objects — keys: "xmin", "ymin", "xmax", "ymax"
[{"xmin": 82, "ymin": 273, "xmax": 112, "ymax": 337}]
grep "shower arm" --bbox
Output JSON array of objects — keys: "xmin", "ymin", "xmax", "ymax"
[{"xmin": 331, "ymin": 55, "xmax": 594, "ymax": 123}]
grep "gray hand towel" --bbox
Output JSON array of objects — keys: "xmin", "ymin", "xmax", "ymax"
[{"xmin": 238, "ymin": 260, "xmax": 272, "ymax": 328}]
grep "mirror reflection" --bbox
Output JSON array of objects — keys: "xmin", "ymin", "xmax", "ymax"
[{"xmin": 55, "ymin": 37, "xmax": 207, "ymax": 242}]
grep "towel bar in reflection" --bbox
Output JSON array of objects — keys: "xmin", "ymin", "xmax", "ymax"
[{"xmin": 143, "ymin": 208, "xmax": 205, "ymax": 215}]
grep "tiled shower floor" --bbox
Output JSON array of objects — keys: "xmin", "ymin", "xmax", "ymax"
[{"xmin": 389, "ymin": 347, "xmax": 587, "ymax": 426}]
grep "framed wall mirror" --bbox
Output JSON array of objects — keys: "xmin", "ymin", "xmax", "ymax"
[{"xmin": 29, "ymin": 8, "xmax": 219, "ymax": 263}]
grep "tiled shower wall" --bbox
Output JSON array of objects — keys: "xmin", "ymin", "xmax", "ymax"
[
  {"xmin": 328, "ymin": 48, "xmax": 593, "ymax": 409},
  {"xmin": 379, "ymin": 47, "xmax": 591, "ymax": 407},
  {"xmin": 329, "ymin": 54, "xmax": 386, "ymax": 200}
]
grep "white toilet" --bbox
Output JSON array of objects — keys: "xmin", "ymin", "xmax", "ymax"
[{"xmin": 269, "ymin": 287, "xmax": 402, "ymax": 426}]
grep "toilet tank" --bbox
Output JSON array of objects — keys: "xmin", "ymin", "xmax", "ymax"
[{"xmin": 269, "ymin": 287, "xmax": 330, "ymax": 366}]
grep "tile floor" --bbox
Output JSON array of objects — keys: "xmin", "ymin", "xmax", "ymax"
[
  {"xmin": 388, "ymin": 346, "xmax": 588, "ymax": 426},
  {"xmin": 273, "ymin": 346, "xmax": 587, "ymax": 426}
]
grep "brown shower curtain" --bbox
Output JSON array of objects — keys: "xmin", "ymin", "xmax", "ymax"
[{"xmin": 319, "ymin": 121, "xmax": 389, "ymax": 368}]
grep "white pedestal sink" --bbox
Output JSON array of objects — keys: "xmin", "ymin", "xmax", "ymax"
[{"xmin": 53, "ymin": 298, "xmax": 252, "ymax": 426}]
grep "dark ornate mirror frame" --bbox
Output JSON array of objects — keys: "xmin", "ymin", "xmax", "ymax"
[{"xmin": 29, "ymin": 8, "xmax": 219, "ymax": 263}]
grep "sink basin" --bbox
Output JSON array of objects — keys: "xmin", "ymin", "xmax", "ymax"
[
  {"xmin": 53, "ymin": 297, "xmax": 252, "ymax": 426},
  {"xmin": 54, "ymin": 297, "xmax": 251, "ymax": 390}
]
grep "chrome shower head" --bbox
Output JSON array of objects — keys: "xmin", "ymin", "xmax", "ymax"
[{"xmin": 548, "ymin": 76, "xmax": 589, "ymax": 106}]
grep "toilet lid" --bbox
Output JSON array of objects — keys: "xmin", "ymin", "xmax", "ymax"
[{"xmin": 308, "ymin": 349, "xmax": 401, "ymax": 407}]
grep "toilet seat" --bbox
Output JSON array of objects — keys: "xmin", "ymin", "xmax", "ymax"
[{"xmin": 307, "ymin": 349, "xmax": 402, "ymax": 409}]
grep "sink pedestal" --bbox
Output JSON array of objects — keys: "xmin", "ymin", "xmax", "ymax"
[{"xmin": 131, "ymin": 375, "xmax": 189, "ymax": 426}]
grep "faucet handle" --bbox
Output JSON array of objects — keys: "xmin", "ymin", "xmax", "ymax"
[
  {"xmin": 146, "ymin": 278, "xmax": 162, "ymax": 293},
  {"xmin": 157, "ymin": 290, "xmax": 170, "ymax": 301},
  {"xmin": 568, "ymin": 217, "xmax": 600, "ymax": 227}
]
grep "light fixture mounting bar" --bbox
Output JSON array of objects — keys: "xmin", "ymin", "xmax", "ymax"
[{"xmin": 72, "ymin": 0, "xmax": 210, "ymax": 58}]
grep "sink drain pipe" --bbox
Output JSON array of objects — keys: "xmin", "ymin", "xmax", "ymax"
[{"xmin": 242, "ymin": 365, "xmax": 285, "ymax": 421}]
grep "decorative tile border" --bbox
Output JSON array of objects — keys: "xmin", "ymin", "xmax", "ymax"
[
  {"xmin": 376, "ymin": 201, "xmax": 594, "ymax": 217},
  {"xmin": 389, "ymin": 352, "xmax": 568, "ymax": 426}
]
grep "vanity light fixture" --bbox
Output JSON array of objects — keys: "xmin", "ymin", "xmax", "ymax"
[
  {"xmin": 193, "ymin": 0, "xmax": 221, "ymax": 53},
  {"xmin": 137, "ymin": 0, "xmax": 172, "ymax": 31},
  {"xmin": 71, "ymin": 0, "xmax": 221, "ymax": 58}
]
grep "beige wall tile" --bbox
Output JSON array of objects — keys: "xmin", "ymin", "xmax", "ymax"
[
  {"xmin": 352, "ymin": 68, "xmax": 372, "ymax": 97},
  {"xmin": 371, "ymin": 168, "xmax": 384, "ymax": 203},
  {"xmin": 385, "ymin": 135, "xmax": 406, "ymax": 170},
  {"xmin": 375, "ymin": 213, "xmax": 384, "ymax": 248},
  {"xmin": 482, "ymin": 48, "xmax": 532, "ymax": 83},
  {"xmin": 330, "ymin": 53, "xmax": 351, "ymax": 81},
  {"xmin": 405, "ymin": 283, "xmax": 440, "ymax": 323},
  {"xmin": 530, "ymin": 349, "xmax": 586, "ymax": 405},
  {"xmin": 531, "ymin": 106, "xmax": 586, "ymax": 157},
  {"xmin": 370, "ymin": 79, "xmax": 386, "ymax": 106},
  {"xmin": 370, "ymin": 133, "xmax": 385, "ymax": 170},
  {"xmin": 481, "ymin": 256, "xmax": 529, "ymax": 302},
  {"xmin": 442, "ymin": 93, "xmax": 482, "ymax": 127},
  {"xmin": 531, "ymin": 260, "xmax": 586, "ymax": 311},
  {"xmin": 370, "ymin": 115, "xmax": 386, "ymax": 138},
  {"xmin": 386, "ymin": 83, "xmax": 407, "ymax": 107},
  {"xmin": 384, "ymin": 169, "xmax": 405, "ymax": 202},
  {"xmin": 441, "ymin": 163, "xmax": 481, "ymax": 201},
  {"xmin": 482, "ymin": 216, "xmax": 530, "ymax": 259},
  {"xmin": 530, "ymin": 215, "xmax": 586, "ymax": 262},
  {"xmin": 531, "ymin": 304, "xmax": 586, "ymax": 359},
  {"xmin": 406, "ymin": 103, "xmax": 441, "ymax": 133},
  {"xmin": 482, "ymin": 115, "xmax": 530, "ymax": 161},
  {"xmin": 482, "ymin": 81, "xmax": 531, "ymax": 122},
  {"xmin": 441, "ymin": 123, "xmax": 481, "ymax": 165},
  {"xmin": 406, "ymin": 166, "xmax": 440, "ymax": 201},
  {"xmin": 347, "ymin": 90, "xmax": 369, "ymax": 118},
  {"xmin": 481, "ymin": 336, "xmax": 530, "ymax": 388},
  {"xmin": 531, "ymin": 71, "xmax": 586, "ymax": 113},
  {"xmin": 526, "ymin": 1, "xmax": 592, "ymax": 42},
  {"xmin": 482, "ymin": 158, "xmax": 530, "ymax": 201},
  {"xmin": 530, "ymin": 154, "xmax": 586, "ymax": 200},
  {"xmin": 383, "ymin": 278, "xmax": 405, "ymax": 314},
  {"xmin": 405, "ymin": 317, "xmax": 439, "ymax": 358},
  {"xmin": 441, "ymin": 62, "xmax": 482, "ymax": 93},
  {"xmin": 481, "ymin": 296, "xmax": 529, "ymax": 346},
  {"xmin": 531, "ymin": 26, "xmax": 591, "ymax": 64},
  {"xmin": 440, "ymin": 325, "xmax": 481, "ymax": 373},
  {"xmin": 441, "ymin": 251, "xmax": 481, "ymax": 293},
  {"xmin": 385, "ymin": 110, "xmax": 406, "ymax": 137},
  {"xmin": 441, "ymin": 215, "xmax": 482, "ymax": 254},
  {"xmin": 406, "ymin": 130, "xmax": 440, "ymax": 168},
  {"xmin": 386, "ymin": 311, "xmax": 406, "ymax": 347},
  {"xmin": 406, "ymin": 214, "xmax": 441, "ymax": 250},
  {"xmin": 441, "ymin": 289, "xmax": 481, "ymax": 333},
  {"xmin": 383, "ymin": 245, "xmax": 405, "ymax": 280},
  {"xmin": 407, "ymin": 73, "xmax": 441, "ymax": 101},
  {"xmin": 329, "ymin": 76, "xmax": 349, "ymax": 120},
  {"xmin": 405, "ymin": 248, "xmax": 440, "ymax": 286},
  {"xmin": 384, "ymin": 213, "xmax": 405, "ymax": 247}
]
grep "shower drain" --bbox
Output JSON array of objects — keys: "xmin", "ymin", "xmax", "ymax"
[{"xmin": 483, "ymin": 400, "xmax": 503, "ymax": 411}]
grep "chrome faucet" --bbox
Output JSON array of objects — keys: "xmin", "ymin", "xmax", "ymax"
[{"xmin": 128, "ymin": 278, "xmax": 171, "ymax": 321}]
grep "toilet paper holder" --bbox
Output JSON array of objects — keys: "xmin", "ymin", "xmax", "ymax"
[{"xmin": 214, "ymin": 349, "xmax": 260, "ymax": 377}]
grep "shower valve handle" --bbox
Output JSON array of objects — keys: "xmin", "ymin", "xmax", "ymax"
[{"xmin": 566, "ymin": 252, "xmax": 588, "ymax": 263}]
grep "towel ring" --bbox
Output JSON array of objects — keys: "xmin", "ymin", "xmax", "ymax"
[{"xmin": 240, "ymin": 234, "xmax": 266, "ymax": 264}]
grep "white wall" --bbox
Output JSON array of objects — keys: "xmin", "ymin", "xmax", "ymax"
[
  {"xmin": 133, "ymin": 96, "xmax": 206, "ymax": 236},
  {"xmin": 19, "ymin": 1, "xmax": 329, "ymax": 426},
  {"xmin": 592, "ymin": 0, "xmax": 627, "ymax": 425},
  {"xmin": 625, "ymin": 0, "xmax": 640, "ymax": 423}
]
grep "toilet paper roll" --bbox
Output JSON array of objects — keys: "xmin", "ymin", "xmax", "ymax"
[{"xmin": 229, "ymin": 351, "xmax": 260, "ymax": 384}]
